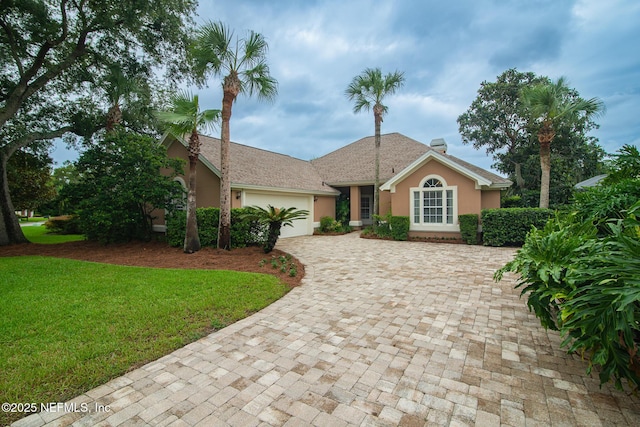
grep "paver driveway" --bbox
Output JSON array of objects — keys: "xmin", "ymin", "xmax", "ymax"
[{"xmin": 14, "ymin": 233, "xmax": 640, "ymax": 426}]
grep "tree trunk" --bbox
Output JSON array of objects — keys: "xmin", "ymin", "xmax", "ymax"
[
  {"xmin": 0, "ymin": 151, "xmax": 29, "ymax": 245},
  {"xmin": 514, "ymin": 162, "xmax": 525, "ymax": 189},
  {"xmin": 218, "ymin": 73, "xmax": 239, "ymax": 251},
  {"xmin": 184, "ymin": 131, "xmax": 201, "ymax": 253},
  {"xmin": 373, "ymin": 105, "xmax": 383, "ymax": 218},
  {"xmin": 538, "ymin": 121, "xmax": 555, "ymax": 209}
]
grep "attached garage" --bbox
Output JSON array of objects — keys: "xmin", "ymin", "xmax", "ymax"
[{"xmin": 242, "ymin": 191, "xmax": 313, "ymax": 238}]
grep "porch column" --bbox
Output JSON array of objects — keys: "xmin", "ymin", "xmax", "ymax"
[{"xmin": 349, "ymin": 185, "xmax": 362, "ymax": 227}]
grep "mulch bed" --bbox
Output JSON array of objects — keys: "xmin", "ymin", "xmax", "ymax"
[{"xmin": 0, "ymin": 240, "xmax": 304, "ymax": 288}]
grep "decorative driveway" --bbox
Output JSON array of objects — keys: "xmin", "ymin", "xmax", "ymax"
[{"xmin": 14, "ymin": 233, "xmax": 640, "ymax": 426}]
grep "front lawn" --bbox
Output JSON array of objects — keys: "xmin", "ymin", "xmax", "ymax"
[
  {"xmin": 0, "ymin": 256, "xmax": 289, "ymax": 425},
  {"xmin": 21, "ymin": 224, "xmax": 84, "ymax": 244}
]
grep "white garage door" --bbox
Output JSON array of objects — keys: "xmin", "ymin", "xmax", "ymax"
[{"xmin": 243, "ymin": 192, "xmax": 313, "ymax": 238}]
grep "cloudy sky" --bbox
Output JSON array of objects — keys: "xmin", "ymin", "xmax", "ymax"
[{"xmin": 53, "ymin": 0, "xmax": 640, "ymax": 174}]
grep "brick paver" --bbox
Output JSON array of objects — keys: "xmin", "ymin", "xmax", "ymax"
[{"xmin": 12, "ymin": 233, "xmax": 640, "ymax": 426}]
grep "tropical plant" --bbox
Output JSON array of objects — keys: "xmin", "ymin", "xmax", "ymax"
[
  {"xmin": 521, "ymin": 77, "xmax": 605, "ymax": 208},
  {"xmin": 191, "ymin": 20, "xmax": 278, "ymax": 250},
  {"xmin": 241, "ymin": 205, "xmax": 309, "ymax": 253},
  {"xmin": 156, "ymin": 91, "xmax": 220, "ymax": 253},
  {"xmin": 346, "ymin": 68, "xmax": 405, "ymax": 217},
  {"xmin": 602, "ymin": 144, "xmax": 640, "ymax": 185}
]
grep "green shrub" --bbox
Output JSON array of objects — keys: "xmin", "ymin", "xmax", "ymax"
[
  {"xmin": 371, "ymin": 213, "xmax": 409, "ymax": 241},
  {"xmin": 319, "ymin": 216, "xmax": 340, "ymax": 232},
  {"xmin": 458, "ymin": 214, "xmax": 479, "ymax": 245},
  {"xmin": 496, "ymin": 174, "xmax": 640, "ymax": 392},
  {"xmin": 482, "ymin": 208, "xmax": 553, "ymax": 246},
  {"xmin": 167, "ymin": 207, "xmax": 265, "ymax": 248},
  {"xmin": 44, "ymin": 215, "xmax": 82, "ymax": 234},
  {"xmin": 501, "ymin": 195, "xmax": 522, "ymax": 208},
  {"xmin": 389, "ymin": 216, "xmax": 409, "ymax": 241}
]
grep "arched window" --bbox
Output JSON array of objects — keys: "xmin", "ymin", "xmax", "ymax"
[{"xmin": 411, "ymin": 175, "xmax": 456, "ymax": 228}]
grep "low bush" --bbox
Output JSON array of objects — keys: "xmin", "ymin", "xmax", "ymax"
[
  {"xmin": 458, "ymin": 214, "xmax": 479, "ymax": 245},
  {"xmin": 388, "ymin": 216, "xmax": 409, "ymax": 241},
  {"xmin": 370, "ymin": 213, "xmax": 409, "ymax": 241},
  {"xmin": 44, "ymin": 215, "xmax": 82, "ymax": 234},
  {"xmin": 167, "ymin": 207, "xmax": 265, "ymax": 249},
  {"xmin": 319, "ymin": 216, "xmax": 340, "ymax": 232},
  {"xmin": 482, "ymin": 208, "xmax": 552, "ymax": 246}
]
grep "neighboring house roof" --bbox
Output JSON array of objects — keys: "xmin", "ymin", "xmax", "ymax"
[
  {"xmin": 162, "ymin": 134, "xmax": 339, "ymax": 196},
  {"xmin": 380, "ymin": 147, "xmax": 512, "ymax": 191},
  {"xmin": 310, "ymin": 133, "xmax": 431, "ymax": 186},
  {"xmin": 575, "ymin": 174, "xmax": 607, "ymax": 189}
]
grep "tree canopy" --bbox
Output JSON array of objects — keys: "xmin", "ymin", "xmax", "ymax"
[
  {"xmin": 0, "ymin": 0, "xmax": 197, "ymax": 245},
  {"xmin": 458, "ymin": 69, "xmax": 607, "ymax": 207}
]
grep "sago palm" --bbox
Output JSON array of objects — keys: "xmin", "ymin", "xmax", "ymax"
[
  {"xmin": 191, "ymin": 21, "xmax": 278, "ymax": 250},
  {"xmin": 521, "ymin": 77, "xmax": 605, "ymax": 208},
  {"xmin": 346, "ymin": 68, "xmax": 404, "ymax": 217},
  {"xmin": 242, "ymin": 205, "xmax": 309, "ymax": 253},
  {"xmin": 156, "ymin": 91, "xmax": 220, "ymax": 253}
]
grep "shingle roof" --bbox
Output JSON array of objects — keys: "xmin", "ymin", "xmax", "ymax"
[
  {"xmin": 311, "ymin": 133, "xmax": 431, "ymax": 185},
  {"xmin": 311, "ymin": 132, "xmax": 511, "ymax": 187},
  {"xmin": 439, "ymin": 153, "xmax": 512, "ymax": 186},
  {"xmin": 195, "ymin": 135, "xmax": 339, "ymax": 195},
  {"xmin": 166, "ymin": 132, "xmax": 510, "ymax": 193}
]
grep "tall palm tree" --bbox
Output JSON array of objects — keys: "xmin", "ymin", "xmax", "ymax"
[
  {"xmin": 191, "ymin": 21, "xmax": 278, "ymax": 250},
  {"xmin": 521, "ymin": 77, "xmax": 605, "ymax": 208},
  {"xmin": 156, "ymin": 91, "xmax": 220, "ymax": 253},
  {"xmin": 346, "ymin": 68, "xmax": 405, "ymax": 217}
]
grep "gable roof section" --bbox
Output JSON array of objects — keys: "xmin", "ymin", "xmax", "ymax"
[
  {"xmin": 162, "ymin": 134, "xmax": 339, "ymax": 195},
  {"xmin": 380, "ymin": 149, "xmax": 512, "ymax": 191},
  {"xmin": 310, "ymin": 133, "xmax": 431, "ymax": 186}
]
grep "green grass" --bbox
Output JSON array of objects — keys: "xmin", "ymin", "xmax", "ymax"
[
  {"xmin": 21, "ymin": 224, "xmax": 84, "ymax": 244},
  {"xmin": 0, "ymin": 256, "xmax": 289, "ymax": 425}
]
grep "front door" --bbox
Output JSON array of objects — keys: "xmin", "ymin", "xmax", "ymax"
[{"xmin": 360, "ymin": 195, "xmax": 372, "ymax": 225}]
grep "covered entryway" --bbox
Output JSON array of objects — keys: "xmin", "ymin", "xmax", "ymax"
[{"xmin": 242, "ymin": 191, "xmax": 313, "ymax": 238}]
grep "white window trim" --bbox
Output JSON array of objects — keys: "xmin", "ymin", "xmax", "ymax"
[{"xmin": 410, "ymin": 175, "xmax": 459, "ymax": 232}]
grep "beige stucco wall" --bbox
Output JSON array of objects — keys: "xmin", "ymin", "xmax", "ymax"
[
  {"xmin": 314, "ymin": 196, "xmax": 336, "ymax": 222},
  {"xmin": 388, "ymin": 159, "xmax": 480, "ymax": 217},
  {"xmin": 379, "ymin": 190, "xmax": 392, "ymax": 216},
  {"xmin": 481, "ymin": 190, "xmax": 501, "ymax": 210},
  {"xmin": 166, "ymin": 140, "xmax": 221, "ymax": 208}
]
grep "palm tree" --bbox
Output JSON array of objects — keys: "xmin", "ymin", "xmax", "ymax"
[
  {"xmin": 241, "ymin": 205, "xmax": 309, "ymax": 253},
  {"xmin": 156, "ymin": 91, "xmax": 220, "ymax": 253},
  {"xmin": 345, "ymin": 68, "xmax": 405, "ymax": 217},
  {"xmin": 191, "ymin": 21, "xmax": 278, "ymax": 250},
  {"xmin": 521, "ymin": 77, "xmax": 605, "ymax": 208}
]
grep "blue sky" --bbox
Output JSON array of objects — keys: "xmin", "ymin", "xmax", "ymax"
[{"xmin": 52, "ymin": 0, "xmax": 640, "ymax": 174}]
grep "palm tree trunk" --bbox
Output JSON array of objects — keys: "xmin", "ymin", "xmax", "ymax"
[
  {"xmin": 218, "ymin": 78, "xmax": 237, "ymax": 251},
  {"xmin": 538, "ymin": 121, "xmax": 555, "ymax": 209},
  {"xmin": 373, "ymin": 106, "xmax": 383, "ymax": 218},
  {"xmin": 184, "ymin": 154, "xmax": 200, "ymax": 253}
]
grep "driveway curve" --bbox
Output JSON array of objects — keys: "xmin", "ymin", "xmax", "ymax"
[{"xmin": 14, "ymin": 233, "xmax": 640, "ymax": 426}]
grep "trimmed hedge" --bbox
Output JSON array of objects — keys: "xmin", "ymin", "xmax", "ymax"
[
  {"xmin": 166, "ymin": 207, "xmax": 265, "ymax": 248},
  {"xmin": 481, "ymin": 208, "xmax": 552, "ymax": 246},
  {"xmin": 389, "ymin": 216, "xmax": 410, "ymax": 241},
  {"xmin": 458, "ymin": 214, "xmax": 479, "ymax": 245},
  {"xmin": 372, "ymin": 214, "xmax": 410, "ymax": 241}
]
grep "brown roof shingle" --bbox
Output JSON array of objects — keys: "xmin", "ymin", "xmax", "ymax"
[
  {"xmin": 311, "ymin": 133, "xmax": 431, "ymax": 185},
  {"xmin": 196, "ymin": 135, "xmax": 338, "ymax": 194}
]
